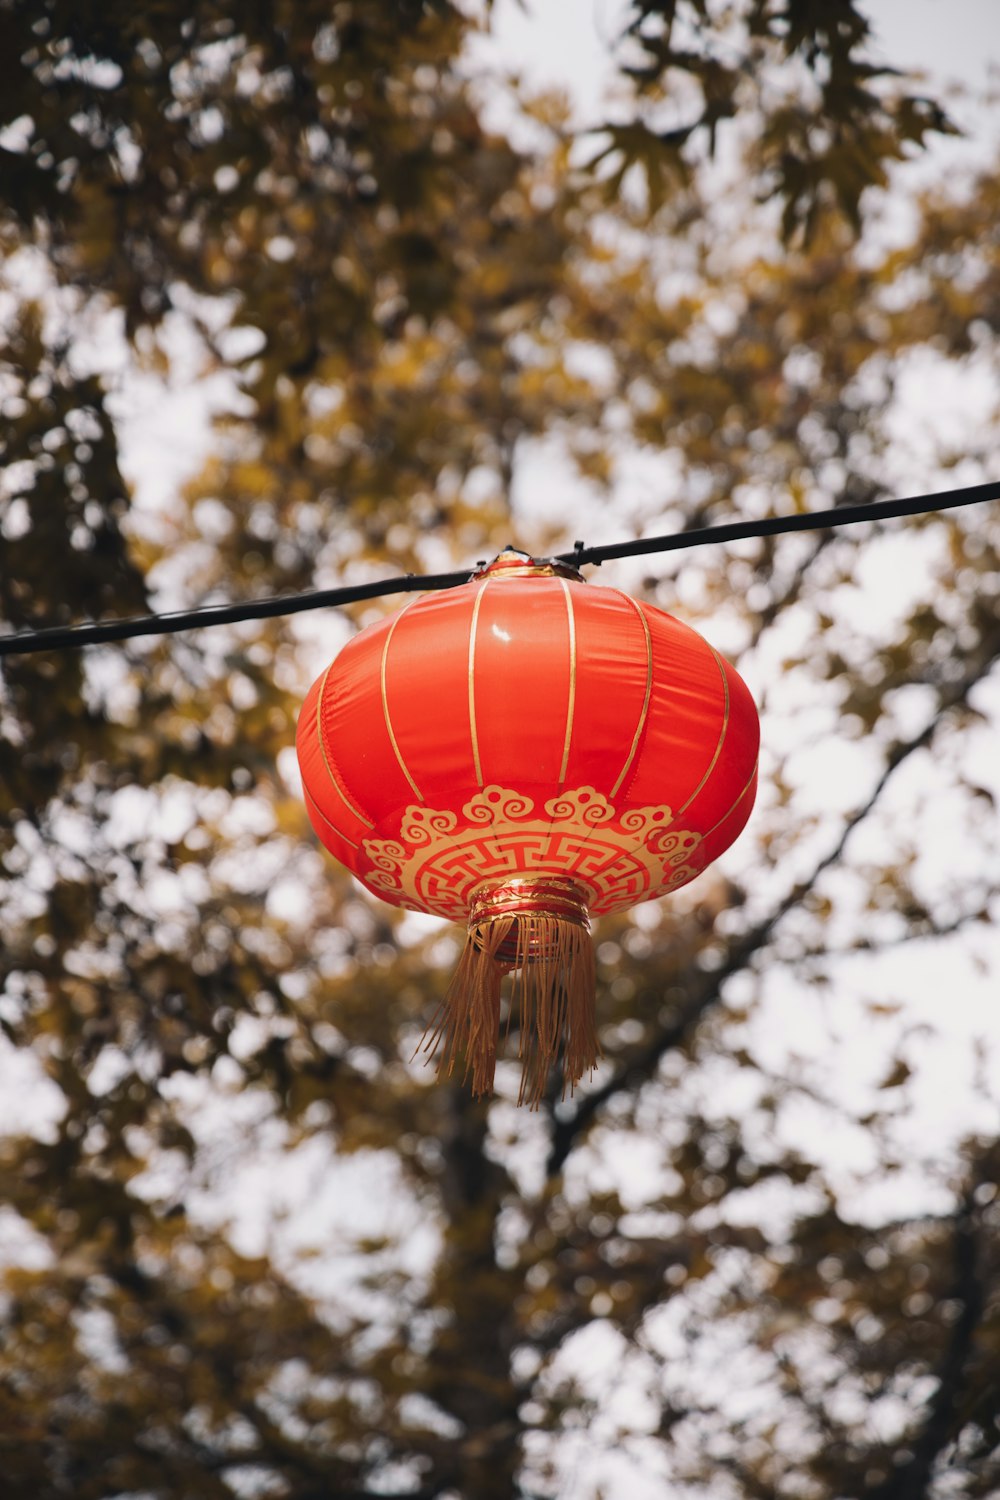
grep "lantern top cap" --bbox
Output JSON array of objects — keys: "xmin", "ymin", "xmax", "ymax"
[{"xmin": 471, "ymin": 547, "xmax": 584, "ymax": 582}]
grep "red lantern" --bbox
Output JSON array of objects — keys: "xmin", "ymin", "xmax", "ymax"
[{"xmin": 296, "ymin": 550, "xmax": 759, "ymax": 1104}]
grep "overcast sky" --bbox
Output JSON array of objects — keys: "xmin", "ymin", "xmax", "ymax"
[{"xmin": 478, "ymin": 0, "xmax": 998, "ymax": 112}]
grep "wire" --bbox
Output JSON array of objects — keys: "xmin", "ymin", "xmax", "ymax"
[
  {"xmin": 563, "ymin": 480, "xmax": 1000, "ymax": 565},
  {"xmin": 1, "ymin": 479, "xmax": 997, "ymax": 658},
  {"xmin": 0, "ymin": 568, "xmax": 472, "ymax": 658}
]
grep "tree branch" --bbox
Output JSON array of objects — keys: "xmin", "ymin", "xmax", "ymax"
[
  {"xmin": 546, "ymin": 660, "xmax": 997, "ymax": 1177},
  {"xmin": 786, "ymin": 905, "xmax": 991, "ymax": 966},
  {"xmin": 863, "ymin": 1188, "xmax": 984, "ymax": 1500}
]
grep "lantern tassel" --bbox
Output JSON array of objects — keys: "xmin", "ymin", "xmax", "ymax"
[{"xmin": 420, "ymin": 878, "xmax": 599, "ymax": 1107}]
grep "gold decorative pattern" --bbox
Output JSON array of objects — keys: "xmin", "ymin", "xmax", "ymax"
[
  {"xmin": 557, "ymin": 578, "xmax": 577, "ymax": 784},
  {"xmin": 463, "ymin": 786, "xmax": 534, "ymax": 824},
  {"xmin": 362, "ymin": 837, "xmax": 409, "ymax": 877},
  {"xmin": 360, "ymin": 783, "xmax": 703, "ymax": 921},
  {"xmin": 544, "ymin": 787, "xmax": 614, "ymax": 825},
  {"xmin": 620, "ymin": 804, "xmax": 676, "ymax": 837},
  {"xmin": 380, "ymin": 600, "xmax": 425, "ymax": 802},
  {"xmin": 609, "ymin": 591, "xmax": 653, "ymax": 797},
  {"xmin": 400, "ymin": 806, "xmax": 459, "ymax": 844}
]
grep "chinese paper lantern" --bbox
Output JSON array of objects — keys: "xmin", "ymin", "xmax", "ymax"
[{"xmin": 296, "ymin": 550, "xmax": 759, "ymax": 1105}]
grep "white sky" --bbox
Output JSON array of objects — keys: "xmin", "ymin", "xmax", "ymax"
[{"xmin": 477, "ymin": 0, "xmax": 998, "ymax": 107}]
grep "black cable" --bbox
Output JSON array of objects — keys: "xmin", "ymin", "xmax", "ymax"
[
  {"xmin": 559, "ymin": 480, "xmax": 1000, "ymax": 566},
  {"xmin": 0, "ymin": 569, "xmax": 471, "ymax": 658},
  {"xmin": 1, "ymin": 480, "xmax": 997, "ymax": 658}
]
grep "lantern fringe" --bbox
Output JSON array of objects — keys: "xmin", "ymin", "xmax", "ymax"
[{"xmin": 420, "ymin": 914, "xmax": 599, "ymax": 1108}]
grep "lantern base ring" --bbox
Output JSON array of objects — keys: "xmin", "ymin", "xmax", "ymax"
[
  {"xmin": 469, "ymin": 875, "xmax": 591, "ymax": 964},
  {"xmin": 420, "ymin": 876, "xmax": 600, "ymax": 1108}
]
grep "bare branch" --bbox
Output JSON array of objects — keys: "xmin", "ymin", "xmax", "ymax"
[
  {"xmin": 787, "ymin": 906, "xmax": 991, "ymax": 966},
  {"xmin": 862, "ymin": 1189, "xmax": 984, "ymax": 1500},
  {"xmin": 546, "ymin": 660, "xmax": 998, "ymax": 1177}
]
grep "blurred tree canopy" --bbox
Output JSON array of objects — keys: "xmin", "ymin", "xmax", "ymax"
[{"xmin": 1, "ymin": 2, "xmax": 999, "ymax": 1498}]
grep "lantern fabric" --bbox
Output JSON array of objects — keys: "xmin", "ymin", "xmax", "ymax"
[{"xmin": 296, "ymin": 549, "xmax": 759, "ymax": 1104}]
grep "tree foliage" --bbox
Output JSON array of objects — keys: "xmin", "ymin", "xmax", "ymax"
[
  {"xmin": 1, "ymin": 2, "xmax": 999, "ymax": 1498},
  {"xmin": 602, "ymin": 0, "xmax": 956, "ymax": 231}
]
